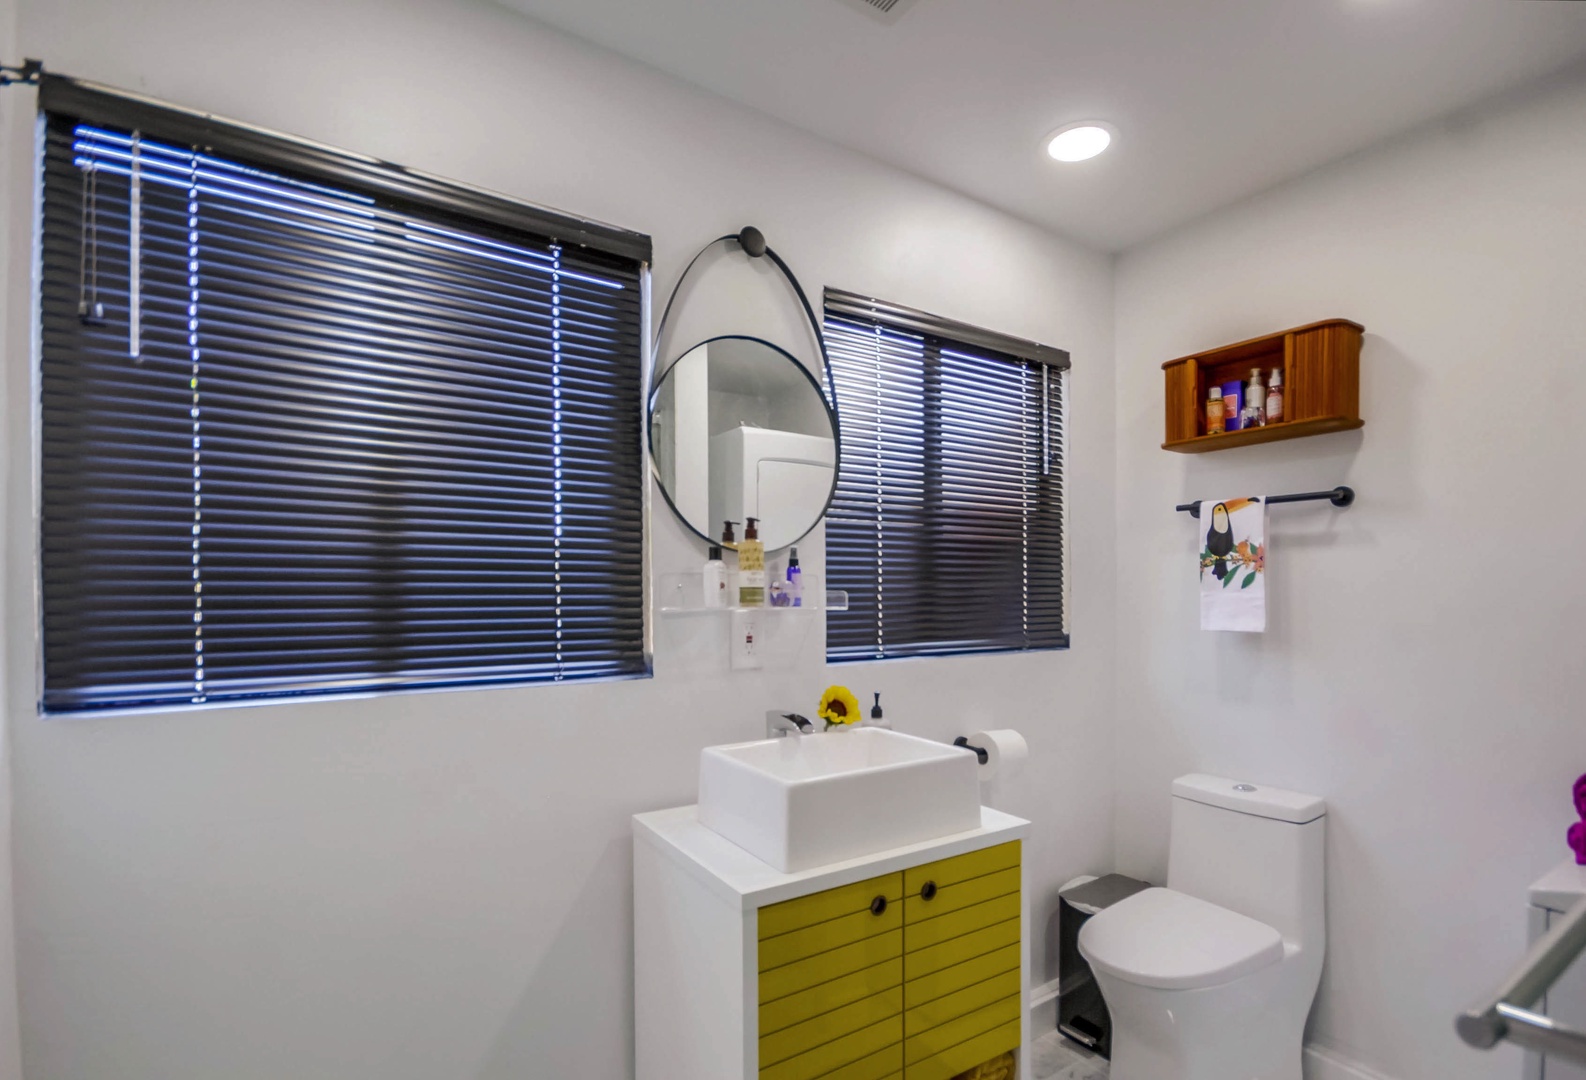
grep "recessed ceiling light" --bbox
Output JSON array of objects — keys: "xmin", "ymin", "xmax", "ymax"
[{"xmin": 1046, "ymin": 123, "xmax": 1113, "ymax": 163}]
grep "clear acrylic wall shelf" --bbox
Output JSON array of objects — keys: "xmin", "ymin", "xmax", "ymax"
[{"xmin": 655, "ymin": 572, "xmax": 848, "ymax": 615}]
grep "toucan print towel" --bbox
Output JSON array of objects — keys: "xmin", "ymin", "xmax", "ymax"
[{"xmin": 1199, "ymin": 498, "xmax": 1266, "ymax": 632}]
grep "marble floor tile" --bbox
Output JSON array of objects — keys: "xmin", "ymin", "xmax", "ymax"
[{"xmin": 1028, "ymin": 1028, "xmax": 1109, "ymax": 1080}]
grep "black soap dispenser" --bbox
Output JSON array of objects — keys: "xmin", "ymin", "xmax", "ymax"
[{"xmin": 869, "ymin": 692, "xmax": 890, "ymax": 729}]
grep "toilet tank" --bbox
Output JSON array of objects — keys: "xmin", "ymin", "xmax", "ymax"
[{"xmin": 1166, "ymin": 774, "xmax": 1326, "ymax": 948}]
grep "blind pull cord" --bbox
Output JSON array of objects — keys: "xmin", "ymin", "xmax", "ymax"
[
  {"xmin": 77, "ymin": 130, "xmax": 105, "ymax": 325},
  {"xmin": 129, "ymin": 130, "xmax": 142, "ymax": 360},
  {"xmin": 1041, "ymin": 366, "xmax": 1052, "ymax": 477}
]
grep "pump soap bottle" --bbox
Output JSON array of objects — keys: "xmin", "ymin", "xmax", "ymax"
[
  {"xmin": 866, "ymin": 692, "xmax": 891, "ymax": 729},
  {"xmin": 737, "ymin": 518, "xmax": 766, "ymax": 607},
  {"xmin": 1245, "ymin": 368, "xmax": 1266, "ymax": 427},
  {"xmin": 720, "ymin": 522, "xmax": 740, "ymax": 607}
]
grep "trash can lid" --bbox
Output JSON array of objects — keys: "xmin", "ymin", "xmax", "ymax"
[{"xmin": 1058, "ymin": 873, "xmax": 1152, "ymax": 915}]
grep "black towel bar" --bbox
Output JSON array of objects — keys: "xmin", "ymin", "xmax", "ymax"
[{"xmin": 1177, "ymin": 486, "xmax": 1354, "ymax": 518}]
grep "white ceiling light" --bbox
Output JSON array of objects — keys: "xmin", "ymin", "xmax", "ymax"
[{"xmin": 1045, "ymin": 123, "xmax": 1113, "ymax": 163}]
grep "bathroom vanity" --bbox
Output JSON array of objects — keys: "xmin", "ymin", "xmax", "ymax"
[{"xmin": 634, "ymin": 804, "xmax": 1030, "ymax": 1080}]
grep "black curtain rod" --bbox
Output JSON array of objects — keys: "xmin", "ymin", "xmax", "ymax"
[
  {"xmin": 1177, "ymin": 486, "xmax": 1354, "ymax": 518},
  {"xmin": 0, "ymin": 59, "xmax": 43, "ymax": 87}
]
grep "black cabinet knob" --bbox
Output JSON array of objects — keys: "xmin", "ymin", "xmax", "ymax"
[
  {"xmin": 870, "ymin": 895, "xmax": 888, "ymax": 916},
  {"xmin": 920, "ymin": 881, "xmax": 938, "ymax": 901}
]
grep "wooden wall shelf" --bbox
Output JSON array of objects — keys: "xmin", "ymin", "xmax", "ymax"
[{"xmin": 1162, "ymin": 319, "xmax": 1364, "ymax": 453}]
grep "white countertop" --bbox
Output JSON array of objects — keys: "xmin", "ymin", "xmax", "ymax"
[
  {"xmin": 634, "ymin": 803, "xmax": 1030, "ymax": 912},
  {"xmin": 1531, "ymin": 857, "xmax": 1586, "ymax": 912}
]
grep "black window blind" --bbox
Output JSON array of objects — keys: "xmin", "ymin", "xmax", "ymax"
[
  {"xmin": 39, "ymin": 82, "xmax": 650, "ymax": 713},
  {"xmin": 825, "ymin": 289, "xmax": 1069, "ymax": 662}
]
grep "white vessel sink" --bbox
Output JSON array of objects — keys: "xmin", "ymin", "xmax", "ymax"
[{"xmin": 697, "ymin": 729, "xmax": 982, "ymax": 873}]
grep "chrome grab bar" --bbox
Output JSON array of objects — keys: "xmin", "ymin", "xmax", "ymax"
[{"xmin": 1458, "ymin": 896, "xmax": 1586, "ymax": 1064}]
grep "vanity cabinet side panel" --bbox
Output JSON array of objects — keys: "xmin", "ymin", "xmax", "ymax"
[{"xmin": 635, "ymin": 837, "xmax": 751, "ymax": 1080}]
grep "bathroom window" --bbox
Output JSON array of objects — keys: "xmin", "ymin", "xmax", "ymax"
[
  {"xmin": 824, "ymin": 289, "xmax": 1069, "ymax": 661},
  {"xmin": 36, "ymin": 78, "xmax": 651, "ymax": 712}
]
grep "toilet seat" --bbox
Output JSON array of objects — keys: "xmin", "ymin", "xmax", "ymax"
[{"xmin": 1078, "ymin": 887, "xmax": 1284, "ymax": 991}]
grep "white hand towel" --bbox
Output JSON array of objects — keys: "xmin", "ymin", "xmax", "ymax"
[{"xmin": 1199, "ymin": 498, "xmax": 1267, "ymax": 632}]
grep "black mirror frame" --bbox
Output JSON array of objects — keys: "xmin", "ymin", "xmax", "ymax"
[
  {"xmin": 647, "ymin": 334, "xmax": 840, "ymax": 552},
  {"xmin": 648, "ymin": 227, "xmax": 842, "ymax": 550}
]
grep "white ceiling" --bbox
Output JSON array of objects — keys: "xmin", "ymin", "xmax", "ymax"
[{"xmin": 491, "ymin": 0, "xmax": 1586, "ymax": 252}]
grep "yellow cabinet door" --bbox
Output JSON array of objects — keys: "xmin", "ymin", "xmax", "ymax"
[
  {"xmin": 754, "ymin": 841, "xmax": 1021, "ymax": 1080},
  {"xmin": 759, "ymin": 872, "xmax": 905, "ymax": 1080},
  {"xmin": 901, "ymin": 842, "xmax": 1021, "ymax": 1080}
]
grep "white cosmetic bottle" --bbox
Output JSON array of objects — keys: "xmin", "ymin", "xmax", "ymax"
[{"xmin": 702, "ymin": 545, "xmax": 728, "ymax": 609}]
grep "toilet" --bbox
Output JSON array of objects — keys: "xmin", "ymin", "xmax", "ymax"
[{"xmin": 1079, "ymin": 774, "xmax": 1326, "ymax": 1080}]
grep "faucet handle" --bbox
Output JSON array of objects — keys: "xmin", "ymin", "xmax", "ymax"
[{"xmin": 766, "ymin": 711, "xmax": 815, "ymax": 738}]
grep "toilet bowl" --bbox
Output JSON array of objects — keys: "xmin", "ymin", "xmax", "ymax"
[{"xmin": 1079, "ymin": 774, "xmax": 1326, "ymax": 1080}]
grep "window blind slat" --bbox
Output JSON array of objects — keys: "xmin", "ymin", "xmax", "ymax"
[
  {"xmin": 825, "ymin": 293, "xmax": 1067, "ymax": 662},
  {"xmin": 40, "ymin": 111, "xmax": 648, "ymax": 712}
]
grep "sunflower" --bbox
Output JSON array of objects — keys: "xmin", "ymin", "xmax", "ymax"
[{"xmin": 818, "ymin": 685, "xmax": 861, "ymax": 730}]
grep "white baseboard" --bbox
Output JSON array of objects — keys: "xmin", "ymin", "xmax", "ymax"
[
  {"xmin": 1030, "ymin": 977, "xmax": 1062, "ymax": 1009},
  {"xmin": 1303, "ymin": 1042, "xmax": 1398, "ymax": 1080},
  {"xmin": 1029, "ymin": 977, "xmax": 1061, "ymax": 1040}
]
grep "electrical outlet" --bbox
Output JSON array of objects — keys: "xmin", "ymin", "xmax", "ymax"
[{"xmin": 730, "ymin": 609, "xmax": 762, "ymax": 671}]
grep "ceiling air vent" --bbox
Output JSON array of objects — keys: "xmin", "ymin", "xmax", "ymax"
[{"xmin": 838, "ymin": 0, "xmax": 918, "ymax": 20}]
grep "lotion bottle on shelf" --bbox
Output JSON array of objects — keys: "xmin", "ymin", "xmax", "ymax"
[
  {"xmin": 702, "ymin": 545, "xmax": 727, "ymax": 609},
  {"xmin": 1246, "ymin": 367, "xmax": 1266, "ymax": 426},
  {"xmin": 737, "ymin": 517, "xmax": 766, "ymax": 607}
]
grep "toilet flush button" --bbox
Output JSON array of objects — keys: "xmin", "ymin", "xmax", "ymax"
[{"xmin": 1234, "ymin": 784, "xmax": 1257, "ymax": 792}]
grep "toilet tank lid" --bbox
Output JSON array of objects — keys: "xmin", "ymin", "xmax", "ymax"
[{"xmin": 1172, "ymin": 774, "xmax": 1325, "ymax": 824}]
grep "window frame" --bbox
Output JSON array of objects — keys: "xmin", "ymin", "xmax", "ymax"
[
  {"xmin": 824, "ymin": 288, "xmax": 1070, "ymax": 663},
  {"xmin": 31, "ymin": 75, "xmax": 655, "ymax": 715}
]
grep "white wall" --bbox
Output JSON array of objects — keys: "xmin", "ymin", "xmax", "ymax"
[
  {"xmin": 3, "ymin": 1, "xmax": 1117, "ymax": 1077},
  {"xmin": 1114, "ymin": 67, "xmax": 1586, "ymax": 1080}
]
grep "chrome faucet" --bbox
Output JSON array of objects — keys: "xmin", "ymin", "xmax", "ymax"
[{"xmin": 766, "ymin": 711, "xmax": 815, "ymax": 738}]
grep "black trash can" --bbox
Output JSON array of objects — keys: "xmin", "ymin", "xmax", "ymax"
[{"xmin": 1057, "ymin": 873, "xmax": 1152, "ymax": 1058}]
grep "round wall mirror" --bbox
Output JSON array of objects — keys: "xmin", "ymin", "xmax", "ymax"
[{"xmin": 650, "ymin": 336, "xmax": 838, "ymax": 552}]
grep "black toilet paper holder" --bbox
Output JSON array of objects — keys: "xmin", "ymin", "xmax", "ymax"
[{"xmin": 953, "ymin": 736, "xmax": 989, "ymax": 765}]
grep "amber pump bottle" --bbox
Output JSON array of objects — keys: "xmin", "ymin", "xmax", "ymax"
[{"xmin": 737, "ymin": 518, "xmax": 766, "ymax": 607}]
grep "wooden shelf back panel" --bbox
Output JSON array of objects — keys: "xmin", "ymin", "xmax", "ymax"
[{"xmin": 1162, "ymin": 319, "xmax": 1362, "ymax": 454}]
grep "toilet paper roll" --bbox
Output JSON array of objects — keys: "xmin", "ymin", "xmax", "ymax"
[{"xmin": 970, "ymin": 729, "xmax": 1028, "ymax": 782}]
